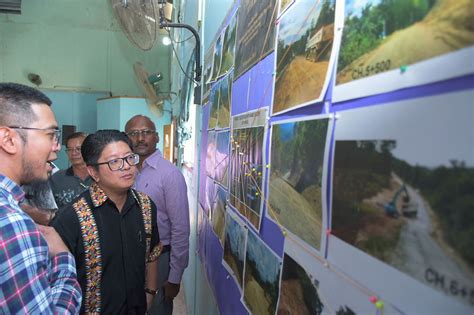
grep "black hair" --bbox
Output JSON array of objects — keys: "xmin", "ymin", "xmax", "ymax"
[
  {"xmin": 66, "ymin": 132, "xmax": 88, "ymax": 146},
  {"xmin": 0, "ymin": 82, "xmax": 52, "ymax": 126},
  {"xmin": 81, "ymin": 130, "xmax": 132, "ymax": 167}
]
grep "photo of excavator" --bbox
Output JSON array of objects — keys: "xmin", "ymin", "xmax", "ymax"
[{"xmin": 383, "ymin": 184, "xmax": 418, "ymax": 218}]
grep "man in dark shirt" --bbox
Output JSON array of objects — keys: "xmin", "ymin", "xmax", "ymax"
[
  {"xmin": 53, "ymin": 130, "xmax": 161, "ymax": 314},
  {"xmin": 50, "ymin": 132, "xmax": 92, "ymax": 208}
]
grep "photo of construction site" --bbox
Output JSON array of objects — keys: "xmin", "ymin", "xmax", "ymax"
[
  {"xmin": 336, "ymin": 0, "xmax": 474, "ymax": 85},
  {"xmin": 330, "ymin": 93, "xmax": 474, "ymax": 305},
  {"xmin": 268, "ymin": 118, "xmax": 330, "ymax": 250},
  {"xmin": 273, "ymin": 0, "xmax": 336, "ymax": 114},
  {"xmin": 211, "ymin": 185, "xmax": 227, "ymax": 246}
]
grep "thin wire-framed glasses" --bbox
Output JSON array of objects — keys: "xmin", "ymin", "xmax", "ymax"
[
  {"xmin": 92, "ymin": 153, "xmax": 140, "ymax": 171},
  {"xmin": 66, "ymin": 146, "xmax": 81, "ymax": 153},
  {"xmin": 126, "ymin": 129, "xmax": 156, "ymax": 138},
  {"xmin": 8, "ymin": 126, "xmax": 61, "ymax": 144}
]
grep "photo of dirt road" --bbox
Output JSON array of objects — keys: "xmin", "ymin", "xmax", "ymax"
[
  {"xmin": 332, "ymin": 139, "xmax": 474, "ymax": 305},
  {"xmin": 268, "ymin": 118, "xmax": 329, "ymax": 250},
  {"xmin": 277, "ymin": 253, "xmax": 326, "ymax": 315},
  {"xmin": 337, "ymin": 0, "xmax": 474, "ymax": 85},
  {"xmin": 273, "ymin": 0, "xmax": 336, "ymax": 114},
  {"xmin": 244, "ymin": 229, "xmax": 281, "ymax": 315},
  {"xmin": 223, "ymin": 211, "xmax": 247, "ymax": 290}
]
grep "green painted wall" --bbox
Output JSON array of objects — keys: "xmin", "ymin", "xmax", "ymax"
[{"xmin": 0, "ymin": 0, "xmax": 171, "ymax": 97}]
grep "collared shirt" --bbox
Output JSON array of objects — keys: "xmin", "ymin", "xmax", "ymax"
[
  {"xmin": 0, "ymin": 174, "xmax": 82, "ymax": 314},
  {"xmin": 53, "ymin": 183, "xmax": 159, "ymax": 314},
  {"xmin": 135, "ymin": 149, "xmax": 190, "ymax": 284},
  {"xmin": 50, "ymin": 167, "xmax": 93, "ymax": 208}
]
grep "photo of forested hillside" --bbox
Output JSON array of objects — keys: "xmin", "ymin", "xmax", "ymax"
[{"xmin": 269, "ymin": 118, "xmax": 329, "ymax": 250}]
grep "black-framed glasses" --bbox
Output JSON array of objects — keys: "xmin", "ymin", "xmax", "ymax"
[
  {"xmin": 126, "ymin": 129, "xmax": 156, "ymax": 138},
  {"xmin": 66, "ymin": 146, "xmax": 81, "ymax": 153},
  {"xmin": 92, "ymin": 153, "xmax": 139, "ymax": 171},
  {"xmin": 8, "ymin": 126, "xmax": 61, "ymax": 144}
]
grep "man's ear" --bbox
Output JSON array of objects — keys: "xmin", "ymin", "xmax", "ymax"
[
  {"xmin": 0, "ymin": 127, "xmax": 20, "ymax": 154},
  {"xmin": 87, "ymin": 165, "xmax": 99, "ymax": 182}
]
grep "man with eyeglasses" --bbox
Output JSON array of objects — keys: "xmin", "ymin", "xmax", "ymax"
[
  {"xmin": 0, "ymin": 83, "xmax": 82, "ymax": 313},
  {"xmin": 125, "ymin": 115, "xmax": 190, "ymax": 315},
  {"xmin": 50, "ymin": 132, "xmax": 93, "ymax": 208}
]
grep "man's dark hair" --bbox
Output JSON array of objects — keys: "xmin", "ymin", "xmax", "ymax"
[
  {"xmin": 81, "ymin": 130, "xmax": 132, "ymax": 167},
  {"xmin": 0, "ymin": 82, "xmax": 52, "ymax": 126},
  {"xmin": 66, "ymin": 132, "xmax": 88, "ymax": 146}
]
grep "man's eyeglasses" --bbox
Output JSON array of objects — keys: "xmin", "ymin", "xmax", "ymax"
[
  {"xmin": 126, "ymin": 129, "xmax": 156, "ymax": 138},
  {"xmin": 66, "ymin": 146, "xmax": 81, "ymax": 153},
  {"xmin": 8, "ymin": 126, "xmax": 61, "ymax": 144},
  {"xmin": 92, "ymin": 153, "xmax": 140, "ymax": 171}
]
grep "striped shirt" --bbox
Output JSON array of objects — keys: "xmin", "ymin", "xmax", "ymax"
[{"xmin": 0, "ymin": 174, "xmax": 82, "ymax": 314}]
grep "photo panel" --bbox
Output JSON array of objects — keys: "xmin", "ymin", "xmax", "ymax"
[
  {"xmin": 267, "ymin": 115, "xmax": 333, "ymax": 252},
  {"xmin": 206, "ymin": 130, "xmax": 216, "ymax": 179},
  {"xmin": 211, "ymin": 30, "xmax": 225, "ymax": 81},
  {"xmin": 203, "ymin": 49, "xmax": 214, "ymax": 104},
  {"xmin": 223, "ymin": 209, "xmax": 248, "ymax": 293},
  {"xmin": 273, "ymin": 0, "xmax": 339, "ymax": 115},
  {"xmin": 219, "ymin": 10, "xmax": 238, "ymax": 77},
  {"xmin": 329, "ymin": 90, "xmax": 474, "ymax": 314},
  {"xmin": 234, "ymin": 0, "xmax": 278, "ymax": 80},
  {"xmin": 229, "ymin": 108, "xmax": 268, "ymax": 231},
  {"xmin": 217, "ymin": 72, "xmax": 233, "ymax": 129},
  {"xmin": 205, "ymin": 176, "xmax": 217, "ymax": 217},
  {"xmin": 207, "ymin": 84, "xmax": 220, "ymax": 130},
  {"xmin": 215, "ymin": 130, "xmax": 230, "ymax": 188},
  {"xmin": 333, "ymin": 0, "xmax": 474, "ymax": 102},
  {"xmin": 212, "ymin": 185, "xmax": 227, "ymax": 246},
  {"xmin": 243, "ymin": 228, "xmax": 282, "ymax": 315},
  {"xmin": 282, "ymin": 237, "xmax": 401, "ymax": 315}
]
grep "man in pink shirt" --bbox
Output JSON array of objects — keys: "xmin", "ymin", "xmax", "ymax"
[{"xmin": 125, "ymin": 115, "xmax": 190, "ymax": 315}]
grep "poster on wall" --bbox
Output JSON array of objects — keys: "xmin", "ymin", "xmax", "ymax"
[
  {"xmin": 219, "ymin": 10, "xmax": 238, "ymax": 77},
  {"xmin": 234, "ymin": 0, "xmax": 278, "ymax": 80},
  {"xmin": 223, "ymin": 210, "xmax": 248, "ymax": 293},
  {"xmin": 229, "ymin": 108, "xmax": 267, "ymax": 231},
  {"xmin": 329, "ymin": 90, "xmax": 474, "ymax": 314},
  {"xmin": 205, "ymin": 176, "xmax": 217, "ymax": 216},
  {"xmin": 211, "ymin": 185, "xmax": 227, "ymax": 246},
  {"xmin": 272, "ymin": 0, "xmax": 338, "ymax": 115},
  {"xmin": 215, "ymin": 130, "xmax": 230, "ymax": 188},
  {"xmin": 267, "ymin": 116, "xmax": 332, "ymax": 252},
  {"xmin": 206, "ymin": 130, "xmax": 216, "ymax": 179},
  {"xmin": 217, "ymin": 72, "xmax": 232, "ymax": 129},
  {"xmin": 333, "ymin": 0, "xmax": 474, "ymax": 102},
  {"xmin": 243, "ymin": 228, "xmax": 282, "ymax": 315},
  {"xmin": 202, "ymin": 50, "xmax": 214, "ymax": 104},
  {"xmin": 211, "ymin": 30, "xmax": 225, "ymax": 81},
  {"xmin": 207, "ymin": 84, "xmax": 220, "ymax": 130}
]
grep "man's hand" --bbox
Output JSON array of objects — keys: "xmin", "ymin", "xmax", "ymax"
[
  {"xmin": 37, "ymin": 225, "xmax": 70, "ymax": 256},
  {"xmin": 21, "ymin": 204, "xmax": 53, "ymax": 226},
  {"xmin": 164, "ymin": 282, "xmax": 180, "ymax": 304}
]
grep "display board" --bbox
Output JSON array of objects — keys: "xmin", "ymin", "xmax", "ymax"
[{"xmin": 197, "ymin": 0, "xmax": 474, "ymax": 314}]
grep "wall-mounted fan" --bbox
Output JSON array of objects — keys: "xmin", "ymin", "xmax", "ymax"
[
  {"xmin": 110, "ymin": 0, "xmax": 157, "ymax": 51},
  {"xmin": 133, "ymin": 62, "xmax": 167, "ymax": 117}
]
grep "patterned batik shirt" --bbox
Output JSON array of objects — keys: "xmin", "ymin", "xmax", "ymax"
[{"xmin": 0, "ymin": 174, "xmax": 82, "ymax": 314}]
